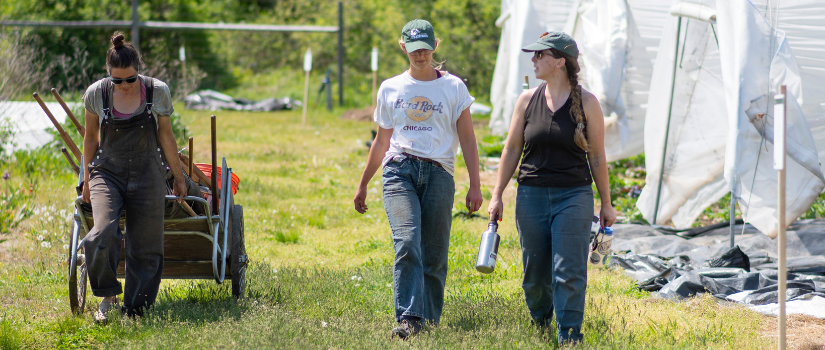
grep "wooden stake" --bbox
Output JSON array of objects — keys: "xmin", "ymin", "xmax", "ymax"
[
  {"xmin": 32, "ymin": 92, "xmax": 81, "ymax": 162},
  {"xmin": 303, "ymin": 70, "xmax": 310, "ymax": 125},
  {"xmin": 372, "ymin": 71, "xmax": 377, "ymax": 107},
  {"xmin": 211, "ymin": 115, "xmax": 218, "ymax": 216},
  {"xmin": 776, "ymin": 85, "xmax": 787, "ymax": 350},
  {"xmin": 50, "ymin": 88, "xmax": 85, "ymax": 136}
]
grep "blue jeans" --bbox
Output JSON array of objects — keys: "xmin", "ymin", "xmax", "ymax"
[
  {"xmin": 515, "ymin": 184, "xmax": 593, "ymax": 343},
  {"xmin": 382, "ymin": 155, "xmax": 455, "ymax": 323}
]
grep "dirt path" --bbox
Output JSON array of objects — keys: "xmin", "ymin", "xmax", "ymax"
[{"xmin": 762, "ymin": 314, "xmax": 825, "ymax": 349}]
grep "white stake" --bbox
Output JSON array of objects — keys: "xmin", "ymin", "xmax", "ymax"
[
  {"xmin": 773, "ymin": 85, "xmax": 787, "ymax": 350},
  {"xmin": 371, "ymin": 47, "xmax": 378, "ymax": 107},
  {"xmin": 303, "ymin": 48, "xmax": 313, "ymax": 125}
]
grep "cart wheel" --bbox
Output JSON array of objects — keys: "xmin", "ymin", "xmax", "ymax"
[
  {"xmin": 231, "ymin": 204, "xmax": 247, "ymax": 299},
  {"xmin": 68, "ymin": 245, "xmax": 87, "ymax": 314}
]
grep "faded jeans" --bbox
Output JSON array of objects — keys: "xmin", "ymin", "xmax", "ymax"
[
  {"xmin": 382, "ymin": 155, "xmax": 455, "ymax": 324},
  {"xmin": 515, "ymin": 184, "xmax": 593, "ymax": 343}
]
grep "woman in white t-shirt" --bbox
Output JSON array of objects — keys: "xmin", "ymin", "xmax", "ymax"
[{"xmin": 353, "ymin": 19, "xmax": 483, "ymax": 339}]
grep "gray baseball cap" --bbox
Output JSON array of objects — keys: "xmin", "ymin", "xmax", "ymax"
[
  {"xmin": 522, "ymin": 31, "xmax": 579, "ymax": 58},
  {"xmin": 402, "ymin": 19, "xmax": 436, "ymax": 52}
]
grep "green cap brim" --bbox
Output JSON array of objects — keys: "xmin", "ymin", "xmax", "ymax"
[
  {"xmin": 522, "ymin": 42, "xmax": 551, "ymax": 52},
  {"xmin": 405, "ymin": 40, "xmax": 434, "ymax": 52}
]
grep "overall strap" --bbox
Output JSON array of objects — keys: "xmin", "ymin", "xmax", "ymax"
[
  {"xmin": 100, "ymin": 78, "xmax": 114, "ymax": 120},
  {"xmin": 143, "ymin": 76, "xmax": 155, "ymax": 116}
]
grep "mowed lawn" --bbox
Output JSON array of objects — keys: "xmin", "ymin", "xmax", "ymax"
[{"xmin": 0, "ymin": 107, "xmax": 772, "ymax": 349}]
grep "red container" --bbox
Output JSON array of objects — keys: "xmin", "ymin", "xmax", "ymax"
[{"xmin": 196, "ymin": 163, "xmax": 240, "ymax": 195}]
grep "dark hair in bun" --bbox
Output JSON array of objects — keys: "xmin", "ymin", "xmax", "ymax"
[{"xmin": 106, "ymin": 31, "xmax": 143, "ymax": 72}]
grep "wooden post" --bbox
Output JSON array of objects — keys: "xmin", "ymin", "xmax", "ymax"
[
  {"xmin": 50, "ymin": 88, "xmax": 85, "ymax": 136},
  {"xmin": 188, "ymin": 137, "xmax": 194, "ymax": 177},
  {"xmin": 32, "ymin": 92, "xmax": 81, "ymax": 162},
  {"xmin": 774, "ymin": 85, "xmax": 787, "ymax": 350},
  {"xmin": 211, "ymin": 115, "xmax": 218, "ymax": 216}
]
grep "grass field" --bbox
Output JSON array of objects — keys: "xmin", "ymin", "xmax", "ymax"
[{"xmin": 0, "ymin": 107, "xmax": 773, "ymax": 349}]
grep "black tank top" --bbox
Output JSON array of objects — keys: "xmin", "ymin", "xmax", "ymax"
[{"xmin": 517, "ymin": 83, "xmax": 592, "ymax": 187}]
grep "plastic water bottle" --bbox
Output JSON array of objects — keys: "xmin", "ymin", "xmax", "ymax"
[
  {"xmin": 588, "ymin": 226, "xmax": 614, "ymax": 266},
  {"xmin": 475, "ymin": 218, "xmax": 501, "ymax": 274}
]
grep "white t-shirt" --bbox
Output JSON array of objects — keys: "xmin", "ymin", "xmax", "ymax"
[{"xmin": 374, "ymin": 71, "xmax": 475, "ymax": 176}]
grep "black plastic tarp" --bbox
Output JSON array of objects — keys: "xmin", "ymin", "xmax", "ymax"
[{"xmin": 605, "ymin": 221, "xmax": 825, "ymax": 318}]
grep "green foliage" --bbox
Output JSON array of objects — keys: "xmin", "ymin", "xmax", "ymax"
[
  {"xmin": 800, "ymin": 192, "xmax": 825, "ymax": 219},
  {"xmin": 694, "ymin": 193, "xmax": 742, "ymax": 227},
  {"xmin": 477, "ymin": 134, "xmax": 505, "ymax": 158},
  {"xmin": 1, "ymin": 0, "xmax": 502, "ymax": 105},
  {"xmin": 169, "ymin": 111, "xmax": 190, "ymax": 146},
  {"xmin": 600, "ymin": 153, "xmax": 647, "ymax": 223}
]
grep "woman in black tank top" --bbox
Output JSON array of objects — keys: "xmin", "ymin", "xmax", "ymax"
[{"xmin": 487, "ymin": 32, "xmax": 615, "ymax": 344}]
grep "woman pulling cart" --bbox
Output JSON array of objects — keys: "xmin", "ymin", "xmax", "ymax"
[{"xmin": 81, "ymin": 31, "xmax": 186, "ymax": 322}]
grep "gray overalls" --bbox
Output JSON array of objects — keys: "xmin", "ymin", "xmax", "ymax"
[{"xmin": 84, "ymin": 77, "xmax": 167, "ymax": 316}]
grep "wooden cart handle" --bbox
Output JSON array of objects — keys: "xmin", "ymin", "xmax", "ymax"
[
  {"xmin": 33, "ymin": 92, "xmax": 82, "ymax": 162},
  {"xmin": 50, "ymin": 88, "xmax": 85, "ymax": 137}
]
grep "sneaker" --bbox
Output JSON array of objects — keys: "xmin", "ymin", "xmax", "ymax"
[
  {"xmin": 94, "ymin": 296, "xmax": 119, "ymax": 324},
  {"xmin": 391, "ymin": 318, "xmax": 421, "ymax": 340}
]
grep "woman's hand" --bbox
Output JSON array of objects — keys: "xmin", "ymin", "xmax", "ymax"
[
  {"xmin": 82, "ymin": 177, "xmax": 91, "ymax": 203},
  {"xmin": 173, "ymin": 178, "xmax": 186, "ymax": 202},
  {"xmin": 466, "ymin": 186, "xmax": 483, "ymax": 214},
  {"xmin": 600, "ymin": 203, "xmax": 616, "ymax": 229},
  {"xmin": 487, "ymin": 195, "xmax": 504, "ymax": 221},
  {"xmin": 353, "ymin": 185, "xmax": 368, "ymax": 214}
]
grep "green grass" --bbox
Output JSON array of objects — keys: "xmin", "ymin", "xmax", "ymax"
[{"xmin": 0, "ymin": 106, "xmax": 773, "ymax": 349}]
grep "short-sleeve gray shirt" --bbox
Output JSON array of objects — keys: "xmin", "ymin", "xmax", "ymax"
[{"xmin": 82, "ymin": 75, "xmax": 174, "ymax": 129}]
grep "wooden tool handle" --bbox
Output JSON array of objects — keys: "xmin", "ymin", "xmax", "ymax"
[
  {"xmin": 61, "ymin": 147, "xmax": 80, "ymax": 175},
  {"xmin": 211, "ymin": 115, "xmax": 217, "ymax": 216},
  {"xmin": 33, "ymin": 92, "xmax": 82, "ymax": 162},
  {"xmin": 188, "ymin": 137, "xmax": 194, "ymax": 177},
  {"xmin": 180, "ymin": 200, "xmax": 198, "ymax": 217},
  {"xmin": 50, "ymin": 88, "xmax": 85, "ymax": 137}
]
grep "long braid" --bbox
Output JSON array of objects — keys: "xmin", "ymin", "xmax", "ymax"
[{"xmin": 553, "ymin": 48, "xmax": 588, "ymax": 151}]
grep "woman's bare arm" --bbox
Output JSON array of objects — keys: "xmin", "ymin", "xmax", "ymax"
[
  {"xmin": 487, "ymin": 88, "xmax": 534, "ymax": 220},
  {"xmin": 456, "ymin": 108, "xmax": 483, "ymax": 214},
  {"xmin": 353, "ymin": 127, "xmax": 393, "ymax": 213},
  {"xmin": 582, "ymin": 89, "xmax": 616, "ymax": 228}
]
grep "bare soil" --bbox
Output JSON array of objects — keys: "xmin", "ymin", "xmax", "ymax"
[{"xmin": 762, "ymin": 314, "xmax": 825, "ymax": 350}]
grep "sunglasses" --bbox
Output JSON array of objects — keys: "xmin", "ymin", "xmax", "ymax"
[
  {"xmin": 533, "ymin": 50, "xmax": 555, "ymax": 60},
  {"xmin": 110, "ymin": 75, "xmax": 139, "ymax": 84}
]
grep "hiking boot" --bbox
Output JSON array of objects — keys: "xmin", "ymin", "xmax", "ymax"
[
  {"xmin": 94, "ymin": 296, "xmax": 119, "ymax": 324},
  {"xmin": 391, "ymin": 318, "xmax": 422, "ymax": 340}
]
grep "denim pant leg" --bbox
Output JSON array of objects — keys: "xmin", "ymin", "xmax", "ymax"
[
  {"xmin": 516, "ymin": 185, "xmax": 593, "ymax": 342},
  {"xmin": 515, "ymin": 186, "xmax": 555, "ymax": 323},
  {"xmin": 418, "ymin": 164, "xmax": 454, "ymax": 323},
  {"xmin": 383, "ymin": 158, "xmax": 454, "ymax": 323},
  {"xmin": 384, "ymin": 159, "xmax": 425, "ymax": 321},
  {"xmin": 549, "ymin": 186, "xmax": 593, "ymax": 342}
]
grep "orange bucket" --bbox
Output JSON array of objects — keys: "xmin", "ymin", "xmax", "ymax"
[{"xmin": 196, "ymin": 163, "xmax": 240, "ymax": 195}]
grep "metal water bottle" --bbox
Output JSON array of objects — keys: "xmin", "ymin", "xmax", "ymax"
[
  {"xmin": 476, "ymin": 216, "xmax": 501, "ymax": 273},
  {"xmin": 588, "ymin": 226, "xmax": 614, "ymax": 266}
]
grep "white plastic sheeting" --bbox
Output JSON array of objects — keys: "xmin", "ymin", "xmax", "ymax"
[
  {"xmin": 0, "ymin": 101, "xmax": 75, "ymax": 153},
  {"xmin": 637, "ymin": 0, "xmax": 825, "ymax": 236},
  {"xmin": 636, "ymin": 0, "xmax": 730, "ymax": 227},
  {"xmin": 718, "ymin": 0, "xmax": 825, "ymax": 237},
  {"xmin": 489, "ymin": 0, "xmax": 669, "ymax": 162}
]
